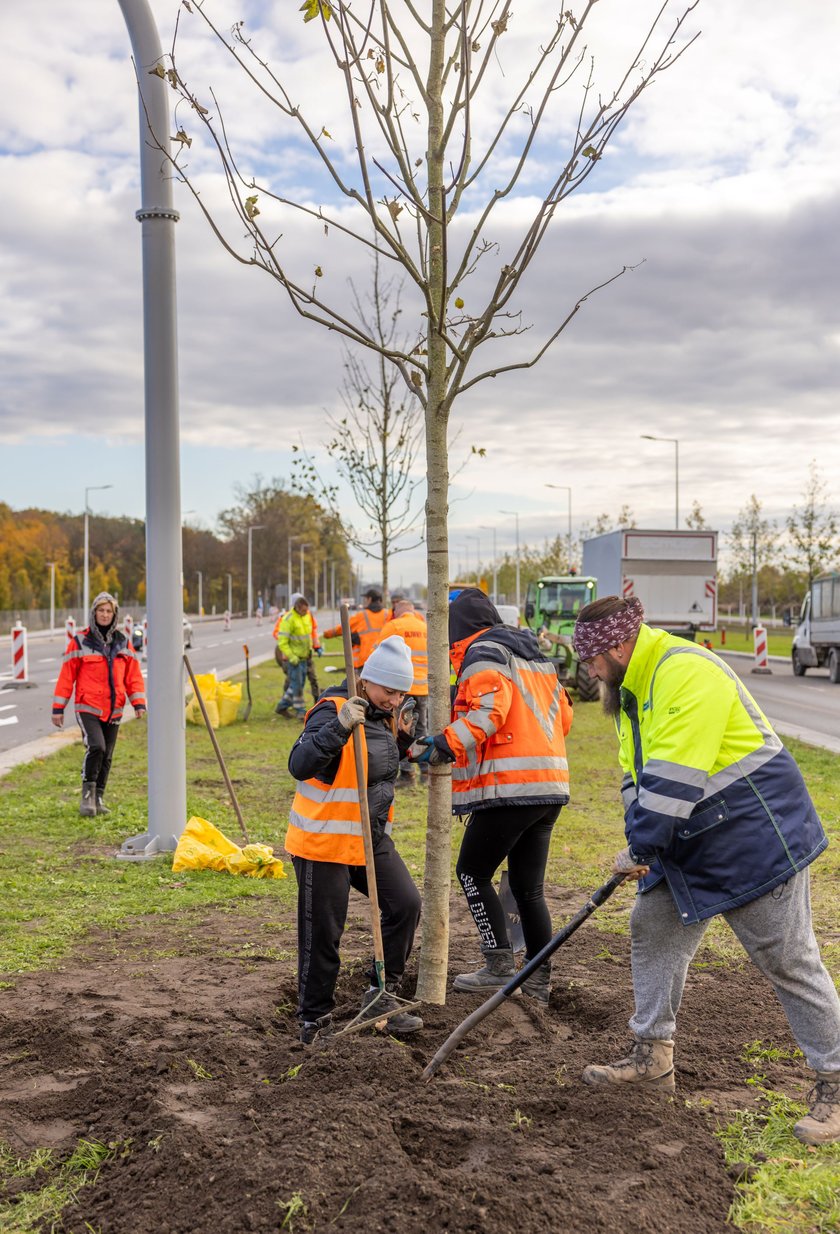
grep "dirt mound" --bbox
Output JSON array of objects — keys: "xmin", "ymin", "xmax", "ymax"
[{"xmin": 0, "ymin": 887, "xmax": 810, "ymax": 1233}]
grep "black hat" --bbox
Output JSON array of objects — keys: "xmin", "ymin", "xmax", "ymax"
[
  {"xmin": 448, "ymin": 588, "xmax": 502, "ymax": 645},
  {"xmin": 364, "ymin": 587, "xmax": 383, "ymax": 602}
]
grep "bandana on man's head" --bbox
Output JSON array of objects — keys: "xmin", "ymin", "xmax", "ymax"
[{"xmin": 572, "ymin": 597, "xmax": 645, "ymax": 662}]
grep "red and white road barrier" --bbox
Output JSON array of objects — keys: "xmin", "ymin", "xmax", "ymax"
[
  {"xmin": 11, "ymin": 622, "xmax": 28, "ymax": 682},
  {"xmin": 65, "ymin": 615, "xmax": 76, "ymax": 641},
  {"xmin": 751, "ymin": 625, "xmax": 772, "ymax": 675},
  {"xmin": 223, "ymin": 610, "xmax": 231, "ymax": 631},
  {"xmin": 124, "ymin": 614, "xmax": 134, "ymax": 642}
]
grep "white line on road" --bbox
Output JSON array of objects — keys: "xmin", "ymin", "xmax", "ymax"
[
  {"xmin": 0, "ymin": 704, "xmax": 17, "ymax": 712},
  {"xmin": 0, "ymin": 716, "xmax": 19, "ymax": 727},
  {"xmin": 38, "ymin": 657, "xmax": 57, "ymax": 664}
]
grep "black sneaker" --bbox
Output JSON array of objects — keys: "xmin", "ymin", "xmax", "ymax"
[
  {"xmin": 358, "ymin": 986, "xmax": 423, "ymax": 1035},
  {"xmin": 299, "ymin": 1014, "xmax": 334, "ymax": 1045}
]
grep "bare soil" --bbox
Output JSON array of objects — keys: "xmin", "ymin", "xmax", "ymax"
[{"xmin": 0, "ymin": 885, "xmax": 812, "ymax": 1234}]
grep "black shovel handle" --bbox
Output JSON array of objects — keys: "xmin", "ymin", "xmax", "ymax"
[{"xmin": 422, "ymin": 872, "xmax": 628, "ymax": 1081}]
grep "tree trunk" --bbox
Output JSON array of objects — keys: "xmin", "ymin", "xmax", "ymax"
[{"xmin": 416, "ymin": 0, "xmax": 452, "ymax": 1005}]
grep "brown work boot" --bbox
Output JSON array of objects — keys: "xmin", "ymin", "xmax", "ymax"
[
  {"xmin": 359, "ymin": 985, "xmax": 423, "ymax": 1035},
  {"xmin": 793, "ymin": 1073, "xmax": 840, "ymax": 1145},
  {"xmin": 582, "ymin": 1038, "xmax": 675, "ymax": 1093},
  {"xmin": 520, "ymin": 961, "xmax": 551, "ymax": 1006},
  {"xmin": 453, "ymin": 946, "xmax": 516, "ymax": 993},
  {"xmin": 79, "ymin": 781, "xmax": 98, "ymax": 818}
]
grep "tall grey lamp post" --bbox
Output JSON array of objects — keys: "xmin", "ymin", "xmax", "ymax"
[
  {"xmin": 83, "ymin": 484, "xmax": 113, "ymax": 617},
  {"xmin": 226, "ymin": 572, "xmax": 233, "ymax": 614},
  {"xmin": 299, "ymin": 543, "xmax": 311, "ymax": 595},
  {"xmin": 247, "ymin": 525, "xmax": 265, "ymax": 620},
  {"xmin": 641, "ymin": 435, "xmax": 680, "ymax": 529},
  {"xmin": 545, "ymin": 484, "xmax": 573, "ymax": 569},
  {"xmin": 288, "ymin": 535, "xmax": 303, "ymax": 606},
  {"xmin": 117, "ymin": 0, "xmax": 186, "ymax": 858},
  {"xmin": 500, "ymin": 509, "xmax": 521, "ymax": 610},
  {"xmin": 479, "ymin": 525, "xmax": 498, "ymax": 602},
  {"xmin": 47, "ymin": 562, "xmax": 57, "ymax": 633},
  {"xmin": 196, "ymin": 570, "xmax": 203, "ymax": 619}
]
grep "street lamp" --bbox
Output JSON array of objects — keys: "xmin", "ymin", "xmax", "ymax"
[
  {"xmin": 288, "ymin": 535, "xmax": 304, "ymax": 606},
  {"xmin": 500, "ymin": 509, "xmax": 521, "ymax": 610},
  {"xmin": 225, "ymin": 572, "xmax": 232, "ymax": 614},
  {"xmin": 299, "ymin": 543, "xmax": 311, "ymax": 595},
  {"xmin": 641, "ymin": 435, "xmax": 680, "ymax": 529},
  {"xmin": 83, "ymin": 484, "xmax": 113, "ymax": 617},
  {"xmin": 247, "ymin": 525, "xmax": 265, "ymax": 619},
  {"xmin": 545, "ymin": 484, "xmax": 573, "ymax": 570},
  {"xmin": 46, "ymin": 562, "xmax": 57, "ymax": 633},
  {"xmin": 479, "ymin": 525, "xmax": 498, "ymax": 602},
  {"xmin": 196, "ymin": 570, "xmax": 203, "ymax": 620}
]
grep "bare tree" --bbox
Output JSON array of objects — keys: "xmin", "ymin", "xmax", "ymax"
[
  {"xmin": 292, "ymin": 259, "xmax": 424, "ymax": 600},
  {"xmin": 786, "ymin": 462, "xmax": 838, "ymax": 587},
  {"xmin": 160, "ymin": 0, "xmax": 699, "ymax": 1001}
]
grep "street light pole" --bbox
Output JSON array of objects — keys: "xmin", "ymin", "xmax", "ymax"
[
  {"xmin": 641, "ymin": 435, "xmax": 680, "ymax": 529},
  {"xmin": 47, "ymin": 562, "xmax": 56, "ymax": 633},
  {"xmin": 226, "ymin": 572, "xmax": 232, "ymax": 614},
  {"xmin": 479, "ymin": 525, "xmax": 498, "ymax": 602},
  {"xmin": 247, "ymin": 525, "xmax": 265, "ymax": 619},
  {"xmin": 83, "ymin": 484, "xmax": 113, "ymax": 617},
  {"xmin": 545, "ymin": 484, "xmax": 572, "ymax": 569},
  {"xmin": 299, "ymin": 543, "xmax": 310, "ymax": 595},
  {"xmin": 500, "ymin": 509, "xmax": 521, "ymax": 610},
  {"xmin": 196, "ymin": 570, "xmax": 203, "ymax": 619}
]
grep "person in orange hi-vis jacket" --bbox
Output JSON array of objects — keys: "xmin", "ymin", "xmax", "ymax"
[
  {"xmin": 321, "ymin": 587, "xmax": 388, "ymax": 670},
  {"xmin": 52, "ymin": 592, "xmax": 146, "ymax": 818},
  {"xmin": 409, "ymin": 587, "xmax": 573, "ymax": 1007},
  {"xmin": 375, "ymin": 599, "xmax": 428, "ymax": 786}
]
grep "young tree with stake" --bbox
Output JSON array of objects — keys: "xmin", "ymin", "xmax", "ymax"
[{"xmin": 159, "ymin": 0, "xmax": 699, "ymax": 1002}]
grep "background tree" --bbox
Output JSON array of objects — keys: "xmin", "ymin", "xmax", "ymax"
[
  {"xmin": 685, "ymin": 499, "xmax": 708, "ymax": 529},
  {"xmin": 292, "ymin": 260, "xmax": 424, "ymax": 599},
  {"xmin": 728, "ymin": 494, "xmax": 777, "ymax": 621},
  {"xmin": 151, "ymin": 0, "xmax": 698, "ymax": 1001},
  {"xmin": 786, "ymin": 462, "xmax": 838, "ymax": 588}
]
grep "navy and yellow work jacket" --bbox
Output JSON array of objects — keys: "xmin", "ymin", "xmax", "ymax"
[{"xmin": 618, "ymin": 624, "xmax": 826, "ymax": 925}]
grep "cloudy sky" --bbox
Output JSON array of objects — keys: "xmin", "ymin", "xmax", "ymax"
[{"xmin": 1, "ymin": 0, "xmax": 838, "ymax": 589}]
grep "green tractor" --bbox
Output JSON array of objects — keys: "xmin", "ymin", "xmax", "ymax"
[{"xmin": 524, "ymin": 575, "xmax": 600, "ymax": 701}]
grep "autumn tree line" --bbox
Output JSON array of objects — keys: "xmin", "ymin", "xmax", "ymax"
[{"xmin": 0, "ymin": 481, "xmax": 353, "ymax": 618}]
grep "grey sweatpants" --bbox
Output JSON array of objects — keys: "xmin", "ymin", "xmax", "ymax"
[{"xmin": 629, "ymin": 870, "xmax": 840, "ymax": 1074}]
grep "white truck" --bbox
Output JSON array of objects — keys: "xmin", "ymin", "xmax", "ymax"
[
  {"xmin": 582, "ymin": 529, "xmax": 718, "ymax": 636},
  {"xmin": 791, "ymin": 571, "xmax": 840, "ymax": 682}
]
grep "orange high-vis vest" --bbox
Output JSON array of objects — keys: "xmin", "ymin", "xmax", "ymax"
[
  {"xmin": 284, "ymin": 698, "xmax": 394, "ymax": 864},
  {"xmin": 376, "ymin": 612, "xmax": 428, "ymax": 695},
  {"xmin": 322, "ymin": 608, "xmax": 389, "ymax": 669},
  {"xmin": 444, "ymin": 635, "xmax": 573, "ymax": 813}
]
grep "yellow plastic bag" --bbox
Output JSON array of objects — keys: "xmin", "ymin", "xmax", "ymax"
[
  {"xmin": 216, "ymin": 680, "xmax": 242, "ymax": 727},
  {"xmin": 185, "ymin": 672, "xmax": 220, "ymax": 728},
  {"xmin": 173, "ymin": 816, "xmax": 286, "ymax": 879}
]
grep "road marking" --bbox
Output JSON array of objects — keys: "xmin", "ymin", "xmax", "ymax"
[
  {"xmin": 38, "ymin": 657, "xmax": 57, "ymax": 664},
  {"xmin": 0, "ymin": 716, "xmax": 19, "ymax": 727},
  {"xmin": 0, "ymin": 704, "xmax": 16, "ymax": 712},
  {"xmin": 206, "ymin": 642, "xmax": 219, "ymax": 648}
]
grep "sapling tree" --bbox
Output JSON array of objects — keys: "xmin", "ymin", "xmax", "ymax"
[
  {"xmin": 157, "ymin": 0, "xmax": 699, "ymax": 1001},
  {"xmin": 786, "ymin": 462, "xmax": 838, "ymax": 587}
]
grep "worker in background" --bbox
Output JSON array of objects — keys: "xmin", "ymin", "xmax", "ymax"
[
  {"xmin": 286, "ymin": 635, "xmax": 423, "ymax": 1044},
  {"xmin": 409, "ymin": 588, "xmax": 573, "ymax": 1006},
  {"xmin": 376, "ymin": 599, "xmax": 428, "ymax": 786},
  {"xmin": 322, "ymin": 587, "xmax": 388, "ymax": 671},
  {"xmin": 275, "ymin": 596, "xmax": 324, "ymax": 708},
  {"xmin": 572, "ymin": 595, "xmax": 840, "ymax": 1147},
  {"xmin": 275, "ymin": 594, "xmax": 318, "ymax": 719},
  {"xmin": 52, "ymin": 592, "xmax": 146, "ymax": 816}
]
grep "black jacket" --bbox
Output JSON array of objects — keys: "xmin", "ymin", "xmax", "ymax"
[{"xmin": 288, "ymin": 682, "xmax": 411, "ymax": 839}]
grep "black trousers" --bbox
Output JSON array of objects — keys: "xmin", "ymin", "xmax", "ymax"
[
  {"xmin": 455, "ymin": 802, "xmax": 562, "ymax": 960},
  {"xmin": 292, "ymin": 834, "xmax": 422, "ymax": 1022},
  {"xmin": 77, "ymin": 713, "xmax": 120, "ymax": 792}
]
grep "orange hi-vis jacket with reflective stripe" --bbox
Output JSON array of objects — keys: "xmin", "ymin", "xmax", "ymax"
[
  {"xmin": 375, "ymin": 612, "xmax": 428, "ymax": 695},
  {"xmin": 443, "ymin": 626, "xmax": 573, "ymax": 814},
  {"xmin": 322, "ymin": 607, "xmax": 388, "ymax": 669},
  {"xmin": 285, "ymin": 698, "xmax": 394, "ymax": 865},
  {"xmin": 52, "ymin": 629, "xmax": 146, "ymax": 724}
]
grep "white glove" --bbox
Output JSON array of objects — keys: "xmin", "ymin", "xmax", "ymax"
[
  {"xmin": 338, "ymin": 696, "xmax": 367, "ymax": 731},
  {"xmin": 613, "ymin": 846, "xmax": 650, "ymax": 879}
]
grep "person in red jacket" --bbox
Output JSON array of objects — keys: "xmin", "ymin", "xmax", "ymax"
[{"xmin": 52, "ymin": 592, "xmax": 146, "ymax": 817}]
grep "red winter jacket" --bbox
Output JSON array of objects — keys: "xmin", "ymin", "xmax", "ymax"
[{"xmin": 52, "ymin": 628, "xmax": 146, "ymax": 724}]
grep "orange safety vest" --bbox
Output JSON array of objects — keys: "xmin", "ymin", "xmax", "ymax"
[
  {"xmin": 444, "ymin": 632, "xmax": 573, "ymax": 813},
  {"xmin": 322, "ymin": 608, "xmax": 389, "ymax": 669},
  {"xmin": 376, "ymin": 613, "xmax": 428, "ymax": 695},
  {"xmin": 284, "ymin": 698, "xmax": 394, "ymax": 864}
]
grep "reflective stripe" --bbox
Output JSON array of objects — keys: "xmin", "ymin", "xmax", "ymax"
[
  {"xmin": 289, "ymin": 810, "xmax": 364, "ymax": 836},
  {"xmin": 644, "ymin": 759, "xmax": 707, "ymax": 789},
  {"xmin": 637, "ymin": 787, "xmax": 696, "ymax": 819},
  {"xmin": 295, "ymin": 781, "xmax": 360, "ymax": 805},
  {"xmin": 454, "ymin": 780, "xmax": 569, "ymax": 803},
  {"xmin": 451, "ymin": 716, "xmax": 480, "ymax": 750},
  {"xmin": 460, "ymin": 656, "xmax": 512, "ymax": 684},
  {"xmin": 127, "ymin": 692, "xmax": 145, "ymax": 703},
  {"xmin": 53, "ymin": 695, "xmax": 70, "ymax": 705},
  {"xmin": 452, "ymin": 755, "xmax": 568, "ymax": 780}
]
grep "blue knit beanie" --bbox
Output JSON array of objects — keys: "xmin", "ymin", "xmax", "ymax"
[{"xmin": 361, "ymin": 635, "xmax": 414, "ymax": 692}]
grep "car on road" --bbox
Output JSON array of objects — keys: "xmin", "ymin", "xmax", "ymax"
[{"xmin": 131, "ymin": 616, "xmax": 193, "ymax": 651}]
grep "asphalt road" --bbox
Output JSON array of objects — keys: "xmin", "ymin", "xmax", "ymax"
[
  {"xmin": 0, "ymin": 615, "xmax": 290, "ymax": 763},
  {"xmin": 720, "ymin": 651, "xmax": 840, "ymax": 752}
]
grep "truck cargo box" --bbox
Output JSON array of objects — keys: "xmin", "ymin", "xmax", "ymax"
[{"xmin": 582, "ymin": 529, "xmax": 717, "ymax": 632}]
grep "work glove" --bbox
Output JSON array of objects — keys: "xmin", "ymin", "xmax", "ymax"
[
  {"xmin": 52, "ymin": 713, "xmax": 64, "ymax": 729},
  {"xmin": 315, "ymin": 647, "xmax": 324, "ymax": 657},
  {"xmin": 408, "ymin": 735, "xmax": 448, "ymax": 766},
  {"xmin": 613, "ymin": 846, "xmax": 650, "ymax": 879},
  {"xmin": 338, "ymin": 696, "xmax": 368, "ymax": 732},
  {"xmin": 398, "ymin": 697, "xmax": 417, "ymax": 736}
]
